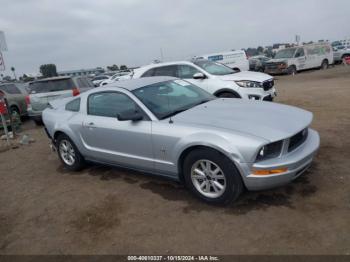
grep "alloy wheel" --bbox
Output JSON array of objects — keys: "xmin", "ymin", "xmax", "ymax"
[
  {"xmin": 191, "ymin": 159, "xmax": 226, "ymax": 198},
  {"xmin": 59, "ymin": 139, "xmax": 76, "ymax": 166}
]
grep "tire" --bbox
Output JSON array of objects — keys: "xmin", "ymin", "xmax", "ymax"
[
  {"xmin": 56, "ymin": 134, "xmax": 85, "ymax": 171},
  {"xmin": 217, "ymin": 92, "xmax": 240, "ymax": 98},
  {"xmin": 33, "ymin": 119, "xmax": 43, "ymax": 126},
  {"xmin": 183, "ymin": 148, "xmax": 243, "ymax": 205},
  {"xmin": 287, "ymin": 65, "xmax": 297, "ymax": 75},
  {"xmin": 321, "ymin": 59, "xmax": 328, "ymax": 70},
  {"xmin": 10, "ymin": 106, "xmax": 20, "ymax": 116}
]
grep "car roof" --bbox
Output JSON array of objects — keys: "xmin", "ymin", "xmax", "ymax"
[
  {"xmin": 103, "ymin": 76, "xmax": 177, "ymax": 91},
  {"xmin": 30, "ymin": 76, "xmax": 72, "ymax": 83},
  {"xmin": 139, "ymin": 60, "xmax": 195, "ymax": 70}
]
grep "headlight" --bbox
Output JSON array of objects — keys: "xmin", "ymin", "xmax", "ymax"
[
  {"xmin": 256, "ymin": 140, "xmax": 283, "ymax": 162},
  {"xmin": 235, "ymin": 80, "xmax": 262, "ymax": 88},
  {"xmin": 278, "ymin": 63, "xmax": 287, "ymax": 69}
]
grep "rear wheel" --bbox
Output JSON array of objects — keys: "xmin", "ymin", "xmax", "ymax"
[
  {"xmin": 10, "ymin": 106, "xmax": 20, "ymax": 116},
  {"xmin": 217, "ymin": 92, "xmax": 240, "ymax": 98},
  {"xmin": 321, "ymin": 59, "xmax": 328, "ymax": 70},
  {"xmin": 183, "ymin": 148, "xmax": 243, "ymax": 205},
  {"xmin": 57, "ymin": 134, "xmax": 85, "ymax": 171},
  {"xmin": 33, "ymin": 119, "xmax": 43, "ymax": 126}
]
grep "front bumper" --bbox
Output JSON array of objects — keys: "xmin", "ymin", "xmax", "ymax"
[
  {"xmin": 265, "ymin": 67, "xmax": 289, "ymax": 75},
  {"xmin": 240, "ymin": 128, "xmax": 320, "ymax": 191},
  {"xmin": 240, "ymin": 87, "xmax": 277, "ymax": 101}
]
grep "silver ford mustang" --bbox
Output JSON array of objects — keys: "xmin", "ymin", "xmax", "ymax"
[{"xmin": 43, "ymin": 77, "xmax": 320, "ymax": 204}]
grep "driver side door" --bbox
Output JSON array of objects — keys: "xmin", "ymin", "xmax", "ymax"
[
  {"xmin": 79, "ymin": 91, "xmax": 154, "ymax": 171},
  {"xmin": 295, "ymin": 48, "xmax": 307, "ymax": 70}
]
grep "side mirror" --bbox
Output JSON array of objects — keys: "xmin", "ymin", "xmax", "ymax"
[
  {"xmin": 117, "ymin": 111, "xmax": 143, "ymax": 121},
  {"xmin": 193, "ymin": 72, "xmax": 206, "ymax": 79}
]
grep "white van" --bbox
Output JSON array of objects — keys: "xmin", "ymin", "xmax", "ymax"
[
  {"xmin": 265, "ymin": 43, "xmax": 334, "ymax": 75},
  {"xmin": 196, "ymin": 50, "xmax": 249, "ymax": 72}
]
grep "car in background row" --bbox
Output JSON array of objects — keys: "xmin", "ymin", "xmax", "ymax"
[
  {"xmin": 43, "ymin": 77, "xmax": 320, "ymax": 204},
  {"xmin": 132, "ymin": 60, "xmax": 276, "ymax": 101},
  {"xmin": 332, "ymin": 46, "xmax": 350, "ymax": 64},
  {"xmin": 92, "ymin": 75, "xmax": 109, "ymax": 87},
  {"xmin": 0, "ymin": 83, "xmax": 28, "ymax": 117},
  {"xmin": 27, "ymin": 76, "xmax": 94, "ymax": 125},
  {"xmin": 265, "ymin": 43, "xmax": 334, "ymax": 75},
  {"xmin": 249, "ymin": 55, "xmax": 271, "ymax": 72},
  {"xmin": 195, "ymin": 50, "xmax": 249, "ymax": 72},
  {"xmin": 99, "ymin": 71, "xmax": 132, "ymax": 86}
]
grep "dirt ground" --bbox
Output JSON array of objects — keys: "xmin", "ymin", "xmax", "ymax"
[{"xmin": 0, "ymin": 66, "xmax": 349, "ymax": 255}]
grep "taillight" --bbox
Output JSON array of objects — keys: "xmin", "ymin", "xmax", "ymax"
[
  {"xmin": 72, "ymin": 88, "xmax": 80, "ymax": 96},
  {"xmin": 25, "ymin": 95, "xmax": 31, "ymax": 105}
]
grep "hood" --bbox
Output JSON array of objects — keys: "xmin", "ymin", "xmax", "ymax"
[
  {"xmin": 172, "ymin": 99, "xmax": 312, "ymax": 142},
  {"xmin": 266, "ymin": 58, "xmax": 288, "ymax": 64},
  {"xmin": 218, "ymin": 71, "xmax": 272, "ymax": 83}
]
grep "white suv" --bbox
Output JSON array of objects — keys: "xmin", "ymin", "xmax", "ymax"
[{"xmin": 132, "ymin": 60, "xmax": 276, "ymax": 101}]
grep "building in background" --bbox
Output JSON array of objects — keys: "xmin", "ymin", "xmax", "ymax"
[{"xmin": 57, "ymin": 68, "xmax": 104, "ymax": 77}]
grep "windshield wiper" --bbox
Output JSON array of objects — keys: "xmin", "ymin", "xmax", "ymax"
[
  {"xmin": 160, "ymin": 99, "xmax": 212, "ymax": 120},
  {"xmin": 191, "ymin": 99, "xmax": 212, "ymax": 107},
  {"xmin": 161, "ymin": 107, "xmax": 191, "ymax": 120}
]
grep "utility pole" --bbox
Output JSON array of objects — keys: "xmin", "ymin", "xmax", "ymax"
[
  {"xmin": 160, "ymin": 48, "xmax": 164, "ymax": 62},
  {"xmin": 11, "ymin": 67, "xmax": 17, "ymax": 80},
  {"xmin": 0, "ymin": 31, "xmax": 7, "ymax": 72}
]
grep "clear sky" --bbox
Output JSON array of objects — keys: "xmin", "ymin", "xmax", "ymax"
[{"xmin": 0, "ymin": 0, "xmax": 349, "ymax": 76}]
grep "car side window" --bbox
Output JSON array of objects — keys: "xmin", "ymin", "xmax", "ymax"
[
  {"xmin": 88, "ymin": 92, "xmax": 140, "ymax": 118},
  {"xmin": 177, "ymin": 65, "xmax": 200, "ymax": 79},
  {"xmin": 153, "ymin": 66, "xmax": 178, "ymax": 77},
  {"xmin": 65, "ymin": 98, "xmax": 81, "ymax": 112},
  {"xmin": 0, "ymin": 84, "xmax": 21, "ymax": 94},
  {"xmin": 295, "ymin": 48, "xmax": 305, "ymax": 58}
]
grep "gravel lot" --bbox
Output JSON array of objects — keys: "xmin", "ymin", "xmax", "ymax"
[{"xmin": 0, "ymin": 66, "xmax": 349, "ymax": 255}]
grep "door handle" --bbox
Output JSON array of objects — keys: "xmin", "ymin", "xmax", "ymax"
[{"xmin": 84, "ymin": 122, "xmax": 97, "ymax": 128}]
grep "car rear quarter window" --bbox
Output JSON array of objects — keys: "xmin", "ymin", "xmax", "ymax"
[
  {"xmin": 141, "ymin": 68, "xmax": 156, "ymax": 77},
  {"xmin": 152, "ymin": 66, "xmax": 178, "ymax": 77},
  {"xmin": 65, "ymin": 98, "xmax": 81, "ymax": 112},
  {"xmin": 28, "ymin": 79, "xmax": 74, "ymax": 94}
]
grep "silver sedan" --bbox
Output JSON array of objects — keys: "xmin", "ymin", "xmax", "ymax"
[{"xmin": 43, "ymin": 77, "xmax": 320, "ymax": 204}]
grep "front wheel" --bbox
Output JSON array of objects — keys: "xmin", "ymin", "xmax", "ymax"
[
  {"xmin": 183, "ymin": 149, "xmax": 243, "ymax": 205},
  {"xmin": 287, "ymin": 65, "xmax": 297, "ymax": 75},
  {"xmin": 57, "ymin": 134, "xmax": 85, "ymax": 171}
]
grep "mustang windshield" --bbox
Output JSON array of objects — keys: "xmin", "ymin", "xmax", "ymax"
[
  {"xmin": 193, "ymin": 60, "xmax": 236, "ymax": 75},
  {"xmin": 132, "ymin": 80, "xmax": 214, "ymax": 120}
]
